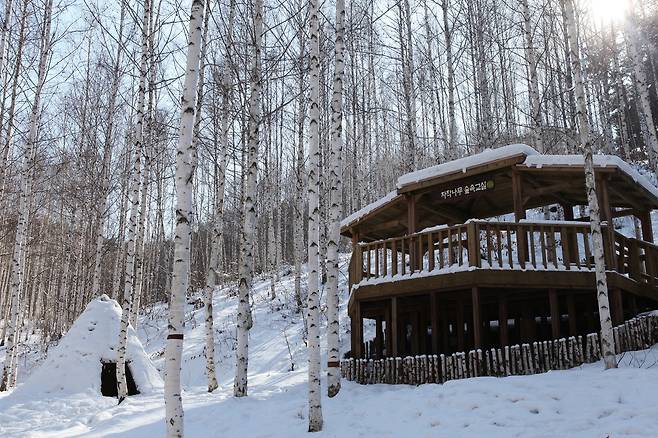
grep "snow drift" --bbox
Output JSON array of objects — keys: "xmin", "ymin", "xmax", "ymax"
[{"xmin": 12, "ymin": 294, "xmax": 162, "ymax": 399}]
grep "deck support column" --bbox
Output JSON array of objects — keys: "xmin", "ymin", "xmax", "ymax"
[
  {"xmin": 431, "ymin": 293, "xmax": 439, "ymax": 353},
  {"xmin": 567, "ymin": 293, "xmax": 577, "ymax": 336},
  {"xmin": 457, "ymin": 297, "xmax": 465, "ymax": 352},
  {"xmin": 390, "ymin": 297, "xmax": 398, "ymax": 357},
  {"xmin": 352, "ymin": 300, "xmax": 363, "ymax": 358},
  {"xmin": 639, "ymin": 210, "xmax": 654, "ymax": 243},
  {"xmin": 549, "ymin": 289, "xmax": 560, "ymax": 340},
  {"xmin": 471, "ymin": 287, "xmax": 482, "ymax": 349},
  {"xmin": 375, "ymin": 317, "xmax": 383, "ymax": 358},
  {"xmin": 610, "ymin": 288, "xmax": 624, "ymax": 326},
  {"xmin": 498, "ymin": 294, "xmax": 509, "ymax": 347}
]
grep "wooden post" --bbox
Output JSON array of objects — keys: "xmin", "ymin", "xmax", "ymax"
[
  {"xmin": 512, "ymin": 169, "xmax": 527, "ymax": 264},
  {"xmin": 412, "ymin": 311, "xmax": 420, "ymax": 355},
  {"xmin": 457, "ymin": 297, "xmax": 465, "ymax": 352},
  {"xmin": 391, "ymin": 297, "xmax": 398, "ymax": 357},
  {"xmin": 639, "ymin": 210, "xmax": 654, "ymax": 243},
  {"xmin": 549, "ymin": 289, "xmax": 560, "ymax": 340},
  {"xmin": 440, "ymin": 302, "xmax": 450, "ymax": 353},
  {"xmin": 431, "ymin": 293, "xmax": 439, "ymax": 354},
  {"xmin": 352, "ymin": 231, "xmax": 362, "ymax": 284},
  {"xmin": 406, "ymin": 194, "xmax": 417, "ymax": 271},
  {"xmin": 596, "ymin": 175, "xmax": 616, "ymax": 269},
  {"xmin": 562, "ymin": 203, "xmax": 578, "ymax": 265},
  {"xmin": 472, "ymin": 287, "xmax": 482, "ymax": 349},
  {"xmin": 610, "ymin": 288, "xmax": 624, "ymax": 326},
  {"xmin": 567, "ymin": 293, "xmax": 577, "ymax": 336},
  {"xmin": 354, "ymin": 300, "xmax": 363, "ymax": 358},
  {"xmin": 375, "ymin": 317, "xmax": 383, "ymax": 358},
  {"xmin": 499, "ymin": 294, "xmax": 509, "ymax": 347}
]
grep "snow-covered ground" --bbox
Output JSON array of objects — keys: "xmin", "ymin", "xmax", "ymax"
[{"xmin": 2, "ymin": 255, "xmax": 658, "ymax": 437}]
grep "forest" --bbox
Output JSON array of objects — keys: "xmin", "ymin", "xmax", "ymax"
[{"xmin": 1, "ymin": 0, "xmax": 658, "ymax": 436}]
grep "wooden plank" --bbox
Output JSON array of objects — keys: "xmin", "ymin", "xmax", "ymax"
[
  {"xmin": 567, "ymin": 293, "xmax": 577, "ymax": 336},
  {"xmin": 639, "ymin": 210, "xmax": 654, "ymax": 243}
]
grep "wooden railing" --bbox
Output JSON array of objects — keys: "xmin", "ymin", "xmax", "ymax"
[{"xmin": 349, "ymin": 220, "xmax": 658, "ymax": 289}]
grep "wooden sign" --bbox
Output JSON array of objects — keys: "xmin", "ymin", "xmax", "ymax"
[{"xmin": 439, "ymin": 178, "xmax": 495, "ymax": 200}]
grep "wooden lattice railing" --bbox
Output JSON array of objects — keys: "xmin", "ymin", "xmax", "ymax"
[
  {"xmin": 348, "ymin": 220, "xmax": 658, "ymax": 289},
  {"xmin": 340, "ymin": 315, "xmax": 658, "ymax": 385}
]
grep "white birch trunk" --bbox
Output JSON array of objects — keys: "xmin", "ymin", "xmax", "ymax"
[
  {"xmin": 522, "ymin": 0, "xmax": 542, "ymax": 152},
  {"xmin": 326, "ymin": 0, "xmax": 345, "ymax": 399},
  {"xmin": 626, "ymin": 3, "xmax": 658, "ymax": 170},
  {"xmin": 164, "ymin": 0, "xmax": 205, "ymax": 435},
  {"xmin": 441, "ymin": 0, "xmax": 457, "ymax": 158},
  {"xmin": 0, "ymin": 0, "xmax": 52, "ymax": 391},
  {"xmin": 307, "ymin": 0, "xmax": 323, "ymax": 430},
  {"xmin": 234, "ymin": 0, "xmax": 262, "ymax": 398},
  {"xmin": 91, "ymin": 0, "xmax": 126, "ymax": 298},
  {"xmin": 563, "ymin": 0, "xmax": 616, "ymax": 370},
  {"xmin": 116, "ymin": 0, "xmax": 151, "ymax": 403},
  {"xmin": 0, "ymin": 0, "xmax": 12, "ymax": 83}
]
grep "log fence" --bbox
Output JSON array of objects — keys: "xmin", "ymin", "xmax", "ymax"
[{"xmin": 341, "ymin": 314, "xmax": 658, "ymax": 385}]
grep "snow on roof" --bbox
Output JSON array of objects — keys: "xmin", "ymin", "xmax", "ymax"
[
  {"xmin": 13, "ymin": 295, "xmax": 163, "ymax": 399},
  {"xmin": 522, "ymin": 154, "xmax": 658, "ymax": 200},
  {"xmin": 340, "ymin": 190, "xmax": 400, "ymax": 229},
  {"xmin": 396, "ymin": 144, "xmax": 538, "ymax": 189}
]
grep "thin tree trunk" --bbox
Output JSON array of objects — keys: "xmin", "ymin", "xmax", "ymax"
[
  {"xmin": 116, "ymin": 0, "xmax": 151, "ymax": 403},
  {"xmin": 164, "ymin": 0, "xmax": 205, "ymax": 435},
  {"xmin": 234, "ymin": 0, "xmax": 262, "ymax": 398},
  {"xmin": 326, "ymin": 0, "xmax": 345, "ymax": 399},
  {"xmin": 0, "ymin": 0, "xmax": 52, "ymax": 391},
  {"xmin": 562, "ymin": 0, "xmax": 616, "ymax": 370},
  {"xmin": 307, "ymin": 0, "xmax": 323, "ymax": 430}
]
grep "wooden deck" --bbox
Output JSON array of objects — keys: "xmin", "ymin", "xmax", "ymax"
[{"xmin": 347, "ymin": 220, "xmax": 658, "ymax": 359}]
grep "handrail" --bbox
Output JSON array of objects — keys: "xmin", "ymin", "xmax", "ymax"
[{"xmin": 347, "ymin": 219, "xmax": 657, "ymax": 290}]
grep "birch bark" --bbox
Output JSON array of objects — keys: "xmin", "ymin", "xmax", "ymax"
[
  {"xmin": 164, "ymin": 0, "xmax": 205, "ymax": 435},
  {"xmin": 562, "ymin": 0, "xmax": 616, "ymax": 370},
  {"xmin": 234, "ymin": 0, "xmax": 262, "ymax": 398},
  {"xmin": 0, "ymin": 0, "xmax": 52, "ymax": 391},
  {"xmin": 116, "ymin": 0, "xmax": 150, "ymax": 403},
  {"xmin": 307, "ymin": 0, "xmax": 323, "ymax": 430},
  {"xmin": 326, "ymin": 0, "xmax": 345, "ymax": 399}
]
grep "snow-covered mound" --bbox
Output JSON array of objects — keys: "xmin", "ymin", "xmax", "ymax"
[{"xmin": 12, "ymin": 294, "xmax": 162, "ymax": 399}]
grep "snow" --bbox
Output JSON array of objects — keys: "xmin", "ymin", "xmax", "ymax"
[
  {"xmin": 9, "ymin": 295, "xmax": 162, "ymax": 401},
  {"xmin": 522, "ymin": 154, "xmax": 658, "ymax": 200},
  {"xmin": 2, "ymin": 259, "xmax": 658, "ymax": 437},
  {"xmin": 340, "ymin": 190, "xmax": 399, "ymax": 230},
  {"xmin": 396, "ymin": 144, "xmax": 538, "ymax": 189}
]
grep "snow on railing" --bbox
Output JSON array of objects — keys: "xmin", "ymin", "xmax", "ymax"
[{"xmin": 348, "ymin": 220, "xmax": 658, "ymax": 289}]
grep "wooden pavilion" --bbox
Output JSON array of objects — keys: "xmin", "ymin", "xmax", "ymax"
[{"xmin": 342, "ymin": 144, "xmax": 658, "ymax": 360}]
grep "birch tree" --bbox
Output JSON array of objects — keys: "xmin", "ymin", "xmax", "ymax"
[
  {"xmin": 116, "ymin": 0, "xmax": 151, "ymax": 403},
  {"xmin": 562, "ymin": 0, "xmax": 616, "ymax": 370},
  {"xmin": 1, "ymin": 0, "xmax": 53, "ymax": 392},
  {"xmin": 625, "ymin": 2, "xmax": 658, "ymax": 170},
  {"xmin": 234, "ymin": 0, "xmax": 263, "ymax": 398},
  {"xmin": 91, "ymin": 0, "xmax": 126, "ymax": 298},
  {"xmin": 325, "ymin": 0, "xmax": 345, "ymax": 399},
  {"xmin": 307, "ymin": 0, "xmax": 323, "ymax": 430},
  {"xmin": 164, "ymin": 0, "xmax": 205, "ymax": 434},
  {"xmin": 522, "ymin": 0, "xmax": 542, "ymax": 152}
]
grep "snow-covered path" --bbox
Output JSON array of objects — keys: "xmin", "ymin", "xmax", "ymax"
[{"xmin": 2, "ymin": 256, "xmax": 658, "ymax": 437}]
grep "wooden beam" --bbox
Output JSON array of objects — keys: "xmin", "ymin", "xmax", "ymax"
[
  {"xmin": 472, "ymin": 287, "xmax": 482, "ymax": 349},
  {"xmin": 522, "ymin": 181, "xmax": 574, "ymax": 206},
  {"xmin": 549, "ymin": 289, "xmax": 560, "ymax": 340},
  {"xmin": 354, "ymin": 300, "xmax": 362, "ymax": 358},
  {"xmin": 417, "ymin": 202, "xmax": 466, "ymax": 224}
]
